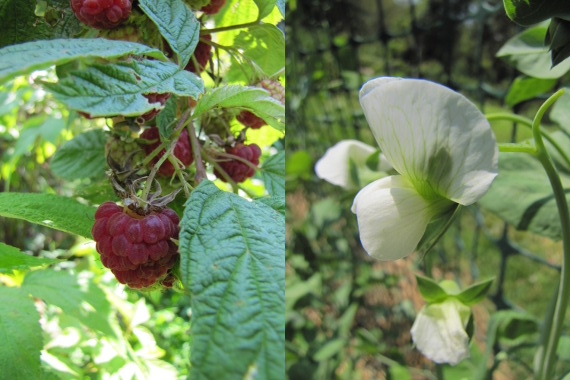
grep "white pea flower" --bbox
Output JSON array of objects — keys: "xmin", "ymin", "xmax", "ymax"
[
  {"xmin": 352, "ymin": 77, "xmax": 498, "ymax": 260},
  {"xmin": 315, "ymin": 140, "xmax": 392, "ymax": 189},
  {"xmin": 410, "ymin": 298, "xmax": 471, "ymax": 365}
]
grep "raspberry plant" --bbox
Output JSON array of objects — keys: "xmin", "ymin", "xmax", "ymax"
[{"xmin": 0, "ymin": 0, "xmax": 285, "ymax": 378}]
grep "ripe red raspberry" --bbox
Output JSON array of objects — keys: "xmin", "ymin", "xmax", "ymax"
[
  {"xmin": 186, "ymin": 35, "xmax": 212, "ymax": 73},
  {"xmin": 140, "ymin": 126, "xmax": 193, "ymax": 176},
  {"xmin": 71, "ymin": 0, "xmax": 132, "ymax": 30},
  {"xmin": 201, "ymin": 0, "xmax": 226, "ymax": 14},
  {"xmin": 237, "ymin": 79, "xmax": 284, "ymax": 129},
  {"xmin": 214, "ymin": 143, "xmax": 261, "ymax": 183},
  {"xmin": 140, "ymin": 93, "xmax": 171, "ymax": 122},
  {"xmin": 91, "ymin": 202, "xmax": 180, "ymax": 289}
]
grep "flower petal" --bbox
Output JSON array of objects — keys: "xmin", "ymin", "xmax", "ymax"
[
  {"xmin": 351, "ymin": 175, "xmax": 438, "ymax": 260},
  {"xmin": 359, "ymin": 77, "xmax": 498, "ymax": 205},
  {"xmin": 410, "ymin": 299, "xmax": 471, "ymax": 365},
  {"xmin": 315, "ymin": 140, "xmax": 391, "ymax": 189}
]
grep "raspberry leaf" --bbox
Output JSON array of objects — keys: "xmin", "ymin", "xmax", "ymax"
[
  {"xmin": 179, "ymin": 180, "xmax": 284, "ymax": 380},
  {"xmin": 22, "ymin": 269, "xmax": 116, "ymax": 337},
  {"xmin": 231, "ymin": 24, "xmax": 285, "ymax": 78},
  {"xmin": 0, "ymin": 287, "xmax": 43, "ymax": 379},
  {"xmin": 0, "ymin": 39, "xmax": 167, "ymax": 84},
  {"xmin": 0, "ymin": 242, "xmax": 60, "ymax": 272},
  {"xmin": 157, "ymin": 95, "xmax": 180, "ymax": 138},
  {"xmin": 255, "ymin": 195, "xmax": 285, "ymax": 215},
  {"xmin": 51, "ymin": 129, "xmax": 106, "ymax": 180},
  {"xmin": 254, "ymin": 0, "xmax": 277, "ymax": 20},
  {"xmin": 43, "ymin": 59, "xmax": 203, "ymax": 117},
  {"xmin": 139, "ymin": 0, "xmax": 200, "ymax": 70},
  {"xmin": 261, "ymin": 150, "xmax": 285, "ymax": 197},
  {"xmin": 192, "ymin": 85, "xmax": 284, "ymax": 131},
  {"xmin": 0, "ymin": 193, "xmax": 95, "ymax": 238}
]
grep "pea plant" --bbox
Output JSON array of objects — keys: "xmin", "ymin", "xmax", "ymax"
[
  {"xmin": 316, "ymin": 2, "xmax": 570, "ymax": 379},
  {"xmin": 0, "ymin": 0, "xmax": 284, "ymax": 378}
]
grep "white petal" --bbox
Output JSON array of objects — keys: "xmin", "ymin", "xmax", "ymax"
[
  {"xmin": 351, "ymin": 175, "xmax": 437, "ymax": 260},
  {"xmin": 359, "ymin": 77, "xmax": 498, "ymax": 205},
  {"xmin": 315, "ymin": 140, "xmax": 389, "ymax": 188},
  {"xmin": 410, "ymin": 299, "xmax": 471, "ymax": 365}
]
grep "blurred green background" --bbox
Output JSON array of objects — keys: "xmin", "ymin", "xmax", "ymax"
[{"xmin": 285, "ymin": 0, "xmax": 570, "ymax": 379}]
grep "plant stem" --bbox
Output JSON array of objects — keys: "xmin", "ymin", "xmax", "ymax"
[
  {"xmin": 201, "ymin": 21, "xmax": 260, "ymax": 34},
  {"xmin": 140, "ymin": 110, "xmax": 191, "ymax": 202},
  {"xmin": 497, "ymin": 143, "xmax": 536, "ymax": 155},
  {"xmin": 530, "ymin": 89, "xmax": 569, "ymax": 380},
  {"xmin": 486, "ymin": 112, "xmax": 570, "ymax": 169},
  {"xmin": 188, "ymin": 122, "xmax": 206, "ymax": 184}
]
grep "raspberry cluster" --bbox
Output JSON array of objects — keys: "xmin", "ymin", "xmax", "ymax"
[
  {"xmin": 140, "ymin": 126, "xmax": 193, "ymax": 176},
  {"xmin": 237, "ymin": 79, "xmax": 285, "ymax": 129},
  {"xmin": 214, "ymin": 143, "xmax": 261, "ymax": 183},
  {"xmin": 91, "ymin": 202, "xmax": 179, "ymax": 288},
  {"xmin": 201, "ymin": 0, "xmax": 226, "ymax": 15},
  {"xmin": 71, "ymin": 0, "xmax": 132, "ymax": 30}
]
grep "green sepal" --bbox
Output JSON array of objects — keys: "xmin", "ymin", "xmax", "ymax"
[
  {"xmin": 415, "ymin": 274, "xmax": 449, "ymax": 304},
  {"xmin": 364, "ymin": 149, "xmax": 382, "ymax": 171},
  {"xmin": 455, "ymin": 278, "xmax": 495, "ymax": 306},
  {"xmin": 415, "ymin": 204, "xmax": 461, "ymax": 257}
]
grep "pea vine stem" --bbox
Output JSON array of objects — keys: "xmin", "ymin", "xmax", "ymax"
[
  {"xmin": 486, "ymin": 112, "xmax": 570, "ymax": 168},
  {"xmin": 528, "ymin": 89, "xmax": 569, "ymax": 380}
]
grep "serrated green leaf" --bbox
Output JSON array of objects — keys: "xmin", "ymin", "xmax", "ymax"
[
  {"xmin": 213, "ymin": 0, "xmax": 283, "ymax": 50},
  {"xmin": 50, "ymin": 129, "xmax": 106, "ymax": 180},
  {"xmin": 479, "ymin": 152, "xmax": 570, "ymax": 240},
  {"xmin": 22, "ymin": 270, "xmax": 115, "ymax": 337},
  {"xmin": 254, "ymin": 0, "xmax": 276, "ymax": 20},
  {"xmin": 157, "ymin": 95, "xmax": 179, "ymax": 138},
  {"xmin": 496, "ymin": 24, "xmax": 570, "ymax": 79},
  {"xmin": 179, "ymin": 180, "xmax": 284, "ymax": 380},
  {"xmin": 456, "ymin": 278, "xmax": 494, "ymax": 306},
  {"xmin": 43, "ymin": 58, "xmax": 203, "ymax": 117},
  {"xmin": 0, "ymin": 287, "xmax": 42, "ymax": 379},
  {"xmin": 0, "ymin": 242, "xmax": 60, "ymax": 272},
  {"xmin": 0, "ymin": 39, "xmax": 166, "ymax": 84},
  {"xmin": 255, "ymin": 196, "xmax": 285, "ymax": 215},
  {"xmin": 505, "ymin": 76, "xmax": 556, "ymax": 107},
  {"xmin": 415, "ymin": 275, "xmax": 449, "ymax": 303},
  {"xmin": 261, "ymin": 151, "xmax": 284, "ymax": 197},
  {"xmin": 232, "ymin": 24, "xmax": 285, "ymax": 78},
  {"xmin": 0, "ymin": 193, "xmax": 95, "ymax": 238},
  {"xmin": 139, "ymin": 0, "xmax": 200, "ymax": 69},
  {"xmin": 193, "ymin": 85, "xmax": 284, "ymax": 131}
]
